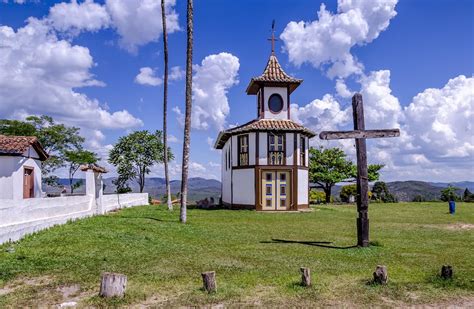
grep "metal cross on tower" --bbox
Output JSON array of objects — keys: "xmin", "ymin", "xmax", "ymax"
[
  {"xmin": 268, "ymin": 19, "xmax": 278, "ymax": 54},
  {"xmin": 320, "ymin": 93, "xmax": 400, "ymax": 247}
]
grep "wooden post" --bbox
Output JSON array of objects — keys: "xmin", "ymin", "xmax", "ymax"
[
  {"xmin": 373, "ymin": 265, "xmax": 388, "ymax": 284},
  {"xmin": 441, "ymin": 265, "xmax": 453, "ymax": 279},
  {"xmin": 201, "ymin": 271, "xmax": 217, "ymax": 293},
  {"xmin": 300, "ymin": 267, "xmax": 311, "ymax": 287},
  {"xmin": 99, "ymin": 272, "xmax": 127, "ymax": 298},
  {"xmin": 353, "ymin": 94, "xmax": 370, "ymax": 247}
]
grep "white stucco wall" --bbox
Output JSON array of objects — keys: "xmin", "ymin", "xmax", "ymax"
[
  {"xmin": 0, "ymin": 193, "xmax": 148, "ymax": 244},
  {"xmin": 286, "ymin": 133, "xmax": 294, "ymax": 165},
  {"xmin": 248, "ymin": 132, "xmax": 256, "ymax": 165},
  {"xmin": 298, "ymin": 169, "xmax": 309, "ymax": 205},
  {"xmin": 0, "ymin": 152, "xmax": 42, "ymax": 200},
  {"xmin": 232, "ymin": 169, "xmax": 255, "ymax": 205},
  {"xmin": 221, "ymin": 141, "xmax": 231, "ymax": 204},
  {"xmin": 258, "ymin": 132, "xmax": 267, "ymax": 165},
  {"xmin": 263, "ymin": 86, "xmax": 288, "ymax": 119}
]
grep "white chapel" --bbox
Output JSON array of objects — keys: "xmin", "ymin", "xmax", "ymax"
[{"xmin": 214, "ymin": 45, "xmax": 315, "ymax": 211}]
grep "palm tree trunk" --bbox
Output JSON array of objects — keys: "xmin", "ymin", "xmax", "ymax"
[
  {"xmin": 161, "ymin": 0, "xmax": 173, "ymax": 211},
  {"xmin": 180, "ymin": 0, "xmax": 193, "ymax": 224}
]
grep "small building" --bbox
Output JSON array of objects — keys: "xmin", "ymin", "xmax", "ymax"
[
  {"xmin": 0, "ymin": 135, "xmax": 49, "ymax": 199},
  {"xmin": 214, "ymin": 51, "xmax": 315, "ymax": 211}
]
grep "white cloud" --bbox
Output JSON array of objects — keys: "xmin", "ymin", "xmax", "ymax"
[
  {"xmin": 192, "ymin": 52, "xmax": 240, "ymax": 130},
  {"xmin": 105, "ymin": 0, "xmax": 180, "ymax": 53},
  {"xmin": 172, "ymin": 106, "xmax": 184, "ymax": 126},
  {"xmin": 48, "ymin": 0, "xmax": 111, "ymax": 35},
  {"xmin": 335, "ymin": 78, "xmax": 353, "ymax": 98},
  {"xmin": 167, "ymin": 134, "xmax": 179, "ymax": 143},
  {"xmin": 293, "ymin": 72, "xmax": 474, "ymax": 182},
  {"xmin": 169, "ymin": 66, "xmax": 185, "ymax": 81},
  {"xmin": 135, "ymin": 67, "xmax": 162, "ymax": 86},
  {"xmin": 280, "ymin": 0, "xmax": 398, "ymax": 78},
  {"xmin": 0, "ymin": 18, "xmax": 142, "ymax": 131}
]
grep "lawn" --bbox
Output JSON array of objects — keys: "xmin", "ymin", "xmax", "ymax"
[{"xmin": 0, "ymin": 202, "xmax": 473, "ymax": 307}]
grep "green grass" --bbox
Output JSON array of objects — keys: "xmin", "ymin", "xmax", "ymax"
[{"xmin": 0, "ymin": 202, "xmax": 473, "ymax": 307}]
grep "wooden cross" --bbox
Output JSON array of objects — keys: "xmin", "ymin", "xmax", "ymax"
[
  {"xmin": 319, "ymin": 93, "xmax": 400, "ymax": 247},
  {"xmin": 268, "ymin": 19, "xmax": 278, "ymax": 54}
]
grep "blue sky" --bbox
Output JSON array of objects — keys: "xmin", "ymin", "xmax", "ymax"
[{"xmin": 0, "ymin": 0, "xmax": 472, "ymax": 182}]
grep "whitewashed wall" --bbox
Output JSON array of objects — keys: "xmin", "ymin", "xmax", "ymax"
[
  {"xmin": 0, "ymin": 193, "xmax": 148, "ymax": 244},
  {"xmin": 258, "ymin": 132, "xmax": 267, "ymax": 165},
  {"xmin": 263, "ymin": 86, "xmax": 288, "ymax": 119},
  {"xmin": 232, "ymin": 169, "xmax": 255, "ymax": 205},
  {"xmin": 221, "ymin": 141, "xmax": 231, "ymax": 204},
  {"xmin": 286, "ymin": 133, "xmax": 294, "ymax": 165},
  {"xmin": 298, "ymin": 169, "xmax": 309, "ymax": 205},
  {"xmin": 0, "ymin": 148, "xmax": 43, "ymax": 200}
]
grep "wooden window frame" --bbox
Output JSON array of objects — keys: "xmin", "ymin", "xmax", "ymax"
[
  {"xmin": 238, "ymin": 134, "xmax": 249, "ymax": 166},
  {"xmin": 267, "ymin": 133, "xmax": 286, "ymax": 165},
  {"xmin": 300, "ymin": 136, "xmax": 306, "ymax": 166}
]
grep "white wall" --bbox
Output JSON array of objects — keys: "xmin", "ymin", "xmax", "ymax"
[
  {"xmin": 0, "ymin": 193, "xmax": 148, "ymax": 244},
  {"xmin": 258, "ymin": 132, "xmax": 267, "ymax": 165},
  {"xmin": 263, "ymin": 86, "xmax": 288, "ymax": 120},
  {"xmin": 0, "ymin": 154, "xmax": 42, "ymax": 200},
  {"xmin": 286, "ymin": 133, "xmax": 294, "ymax": 165},
  {"xmin": 248, "ymin": 132, "xmax": 256, "ymax": 165},
  {"xmin": 232, "ymin": 169, "xmax": 255, "ymax": 205},
  {"xmin": 221, "ymin": 141, "xmax": 231, "ymax": 204},
  {"xmin": 298, "ymin": 169, "xmax": 309, "ymax": 205}
]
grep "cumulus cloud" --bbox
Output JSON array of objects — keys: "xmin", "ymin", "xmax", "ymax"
[
  {"xmin": 48, "ymin": 0, "xmax": 111, "ymax": 35},
  {"xmin": 105, "ymin": 0, "xmax": 180, "ymax": 53},
  {"xmin": 280, "ymin": 0, "xmax": 398, "ymax": 78},
  {"xmin": 293, "ymin": 71, "xmax": 473, "ymax": 182},
  {"xmin": 192, "ymin": 52, "xmax": 240, "ymax": 130},
  {"xmin": 169, "ymin": 66, "xmax": 185, "ymax": 81},
  {"xmin": 0, "ymin": 18, "xmax": 142, "ymax": 130},
  {"xmin": 135, "ymin": 67, "xmax": 162, "ymax": 86}
]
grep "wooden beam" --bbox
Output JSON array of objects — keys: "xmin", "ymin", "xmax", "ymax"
[{"xmin": 319, "ymin": 129, "xmax": 400, "ymax": 140}]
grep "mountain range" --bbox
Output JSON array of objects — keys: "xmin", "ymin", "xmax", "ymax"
[{"xmin": 46, "ymin": 178, "xmax": 473, "ymax": 203}]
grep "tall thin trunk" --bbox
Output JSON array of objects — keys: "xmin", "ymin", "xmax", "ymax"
[
  {"xmin": 324, "ymin": 185, "xmax": 332, "ymax": 204},
  {"xmin": 161, "ymin": 0, "xmax": 172, "ymax": 211},
  {"xmin": 180, "ymin": 0, "xmax": 193, "ymax": 224}
]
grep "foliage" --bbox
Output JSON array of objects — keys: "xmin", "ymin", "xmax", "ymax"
[
  {"xmin": 309, "ymin": 146, "xmax": 383, "ymax": 203},
  {"xmin": 108, "ymin": 130, "xmax": 173, "ymax": 193},
  {"xmin": 340, "ymin": 184, "xmax": 357, "ymax": 202},
  {"xmin": 0, "ymin": 203, "xmax": 473, "ymax": 307},
  {"xmin": 440, "ymin": 185, "xmax": 461, "ymax": 202},
  {"xmin": 412, "ymin": 195, "xmax": 426, "ymax": 202},
  {"xmin": 0, "ymin": 115, "xmax": 85, "ymax": 175},
  {"xmin": 372, "ymin": 181, "xmax": 398, "ymax": 203},
  {"xmin": 64, "ymin": 149, "xmax": 98, "ymax": 193},
  {"xmin": 463, "ymin": 188, "xmax": 474, "ymax": 202},
  {"xmin": 309, "ymin": 190, "xmax": 327, "ymax": 204}
]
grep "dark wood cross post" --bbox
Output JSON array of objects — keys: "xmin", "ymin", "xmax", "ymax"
[{"xmin": 319, "ymin": 93, "xmax": 400, "ymax": 247}]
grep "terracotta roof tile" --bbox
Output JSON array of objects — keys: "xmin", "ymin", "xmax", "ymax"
[
  {"xmin": 246, "ymin": 55, "xmax": 302, "ymax": 94},
  {"xmin": 0, "ymin": 135, "xmax": 48, "ymax": 160},
  {"xmin": 214, "ymin": 119, "xmax": 315, "ymax": 149},
  {"xmin": 80, "ymin": 163, "xmax": 108, "ymax": 173}
]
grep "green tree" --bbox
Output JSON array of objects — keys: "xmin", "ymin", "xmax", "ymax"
[
  {"xmin": 372, "ymin": 181, "xmax": 397, "ymax": 203},
  {"xmin": 340, "ymin": 184, "xmax": 357, "ymax": 203},
  {"xmin": 108, "ymin": 130, "xmax": 173, "ymax": 193},
  {"xmin": 0, "ymin": 115, "xmax": 84, "ymax": 175},
  {"xmin": 64, "ymin": 149, "xmax": 98, "ymax": 194},
  {"xmin": 463, "ymin": 188, "xmax": 474, "ymax": 202},
  {"xmin": 309, "ymin": 146, "xmax": 383, "ymax": 204},
  {"xmin": 440, "ymin": 185, "xmax": 460, "ymax": 202}
]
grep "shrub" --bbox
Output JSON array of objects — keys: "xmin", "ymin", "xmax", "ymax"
[
  {"xmin": 340, "ymin": 184, "xmax": 357, "ymax": 203},
  {"xmin": 310, "ymin": 190, "xmax": 329, "ymax": 204}
]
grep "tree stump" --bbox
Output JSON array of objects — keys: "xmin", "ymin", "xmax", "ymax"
[
  {"xmin": 373, "ymin": 265, "xmax": 388, "ymax": 284},
  {"xmin": 441, "ymin": 265, "xmax": 453, "ymax": 279},
  {"xmin": 201, "ymin": 271, "xmax": 217, "ymax": 293},
  {"xmin": 300, "ymin": 267, "xmax": 311, "ymax": 287},
  {"xmin": 99, "ymin": 272, "xmax": 127, "ymax": 298}
]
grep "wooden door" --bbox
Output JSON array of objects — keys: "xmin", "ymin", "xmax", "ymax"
[
  {"xmin": 261, "ymin": 170, "xmax": 291, "ymax": 210},
  {"xmin": 23, "ymin": 167, "xmax": 34, "ymax": 199},
  {"xmin": 276, "ymin": 171, "xmax": 290, "ymax": 210}
]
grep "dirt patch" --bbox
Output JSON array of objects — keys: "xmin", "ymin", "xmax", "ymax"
[
  {"xmin": 444, "ymin": 223, "xmax": 474, "ymax": 231},
  {"xmin": 0, "ymin": 275, "xmax": 54, "ymax": 296}
]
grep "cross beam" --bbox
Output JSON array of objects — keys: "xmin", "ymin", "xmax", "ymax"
[{"xmin": 319, "ymin": 93, "xmax": 400, "ymax": 247}]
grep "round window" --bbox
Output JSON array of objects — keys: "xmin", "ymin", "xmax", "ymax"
[{"xmin": 268, "ymin": 94, "xmax": 284, "ymax": 113}]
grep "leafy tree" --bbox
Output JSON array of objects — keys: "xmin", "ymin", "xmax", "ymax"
[
  {"xmin": 463, "ymin": 188, "xmax": 474, "ymax": 202},
  {"xmin": 372, "ymin": 181, "xmax": 398, "ymax": 203},
  {"xmin": 340, "ymin": 184, "xmax": 357, "ymax": 203},
  {"xmin": 309, "ymin": 146, "xmax": 383, "ymax": 204},
  {"xmin": 0, "ymin": 115, "xmax": 84, "ymax": 174},
  {"xmin": 180, "ymin": 0, "xmax": 194, "ymax": 223},
  {"xmin": 412, "ymin": 195, "xmax": 426, "ymax": 202},
  {"xmin": 161, "ymin": 0, "xmax": 173, "ymax": 211},
  {"xmin": 64, "ymin": 149, "xmax": 98, "ymax": 194},
  {"xmin": 108, "ymin": 130, "xmax": 173, "ymax": 193},
  {"xmin": 112, "ymin": 177, "xmax": 132, "ymax": 194},
  {"xmin": 440, "ymin": 185, "xmax": 460, "ymax": 202}
]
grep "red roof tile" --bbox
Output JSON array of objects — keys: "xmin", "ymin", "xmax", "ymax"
[{"xmin": 0, "ymin": 135, "xmax": 49, "ymax": 161}]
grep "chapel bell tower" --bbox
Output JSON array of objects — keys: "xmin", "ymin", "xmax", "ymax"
[{"xmin": 245, "ymin": 21, "xmax": 302, "ymax": 120}]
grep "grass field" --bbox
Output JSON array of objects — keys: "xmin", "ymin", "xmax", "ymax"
[{"xmin": 0, "ymin": 202, "xmax": 473, "ymax": 307}]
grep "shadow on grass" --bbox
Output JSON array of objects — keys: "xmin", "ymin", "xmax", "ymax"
[
  {"xmin": 261, "ymin": 239, "xmax": 358, "ymax": 249},
  {"xmin": 106, "ymin": 216, "xmax": 178, "ymax": 223}
]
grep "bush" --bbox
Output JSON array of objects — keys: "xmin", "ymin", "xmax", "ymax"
[
  {"xmin": 340, "ymin": 184, "xmax": 357, "ymax": 203},
  {"xmin": 440, "ymin": 185, "xmax": 461, "ymax": 202},
  {"xmin": 412, "ymin": 195, "xmax": 426, "ymax": 202},
  {"xmin": 310, "ymin": 190, "xmax": 326, "ymax": 204}
]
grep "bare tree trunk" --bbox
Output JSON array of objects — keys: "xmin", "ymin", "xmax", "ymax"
[
  {"xmin": 180, "ymin": 0, "xmax": 193, "ymax": 224},
  {"xmin": 161, "ymin": 0, "xmax": 172, "ymax": 211},
  {"xmin": 324, "ymin": 185, "xmax": 332, "ymax": 204}
]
